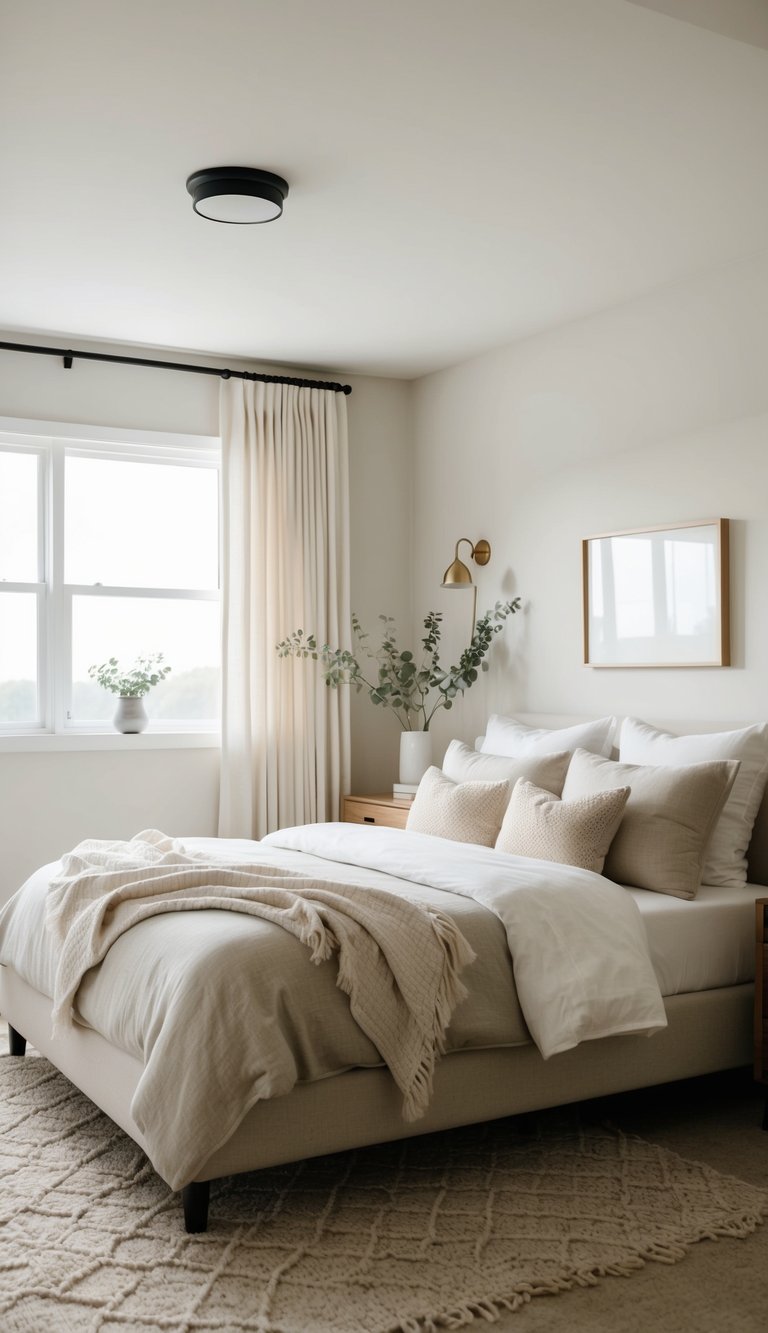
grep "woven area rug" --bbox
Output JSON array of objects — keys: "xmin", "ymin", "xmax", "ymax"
[{"xmin": 0, "ymin": 1053, "xmax": 766, "ymax": 1333}]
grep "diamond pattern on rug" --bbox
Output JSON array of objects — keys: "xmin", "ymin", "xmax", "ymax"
[{"xmin": 0, "ymin": 1052, "xmax": 765, "ymax": 1333}]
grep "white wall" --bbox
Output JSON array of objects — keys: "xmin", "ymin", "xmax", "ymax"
[
  {"xmin": 0, "ymin": 747, "xmax": 221, "ymax": 901},
  {"xmin": 411, "ymin": 251, "xmax": 768, "ymax": 758},
  {"xmin": 0, "ymin": 336, "xmax": 412, "ymax": 901}
]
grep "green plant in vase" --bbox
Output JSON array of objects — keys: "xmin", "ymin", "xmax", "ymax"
[
  {"xmin": 88, "ymin": 654, "xmax": 171, "ymax": 734},
  {"xmin": 277, "ymin": 600, "xmax": 520, "ymax": 783}
]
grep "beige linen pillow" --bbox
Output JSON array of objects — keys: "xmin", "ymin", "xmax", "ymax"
[
  {"xmin": 495, "ymin": 778, "xmax": 630, "ymax": 874},
  {"xmin": 480, "ymin": 714, "xmax": 616, "ymax": 758},
  {"xmin": 442, "ymin": 740, "xmax": 571, "ymax": 797},
  {"xmin": 406, "ymin": 767, "xmax": 510, "ymax": 846},
  {"xmin": 619, "ymin": 717, "xmax": 768, "ymax": 888},
  {"xmin": 562, "ymin": 748, "xmax": 740, "ymax": 899}
]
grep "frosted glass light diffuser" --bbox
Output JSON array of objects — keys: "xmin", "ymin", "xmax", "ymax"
[{"xmin": 186, "ymin": 167, "xmax": 289, "ymax": 225}]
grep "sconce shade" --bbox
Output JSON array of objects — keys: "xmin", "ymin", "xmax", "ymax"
[
  {"xmin": 186, "ymin": 167, "xmax": 289, "ymax": 224},
  {"xmin": 441, "ymin": 538, "xmax": 491, "ymax": 588},
  {"xmin": 442, "ymin": 555, "xmax": 473, "ymax": 587}
]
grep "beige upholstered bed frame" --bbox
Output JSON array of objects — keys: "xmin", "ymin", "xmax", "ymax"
[{"xmin": 2, "ymin": 715, "xmax": 764, "ymax": 1231}]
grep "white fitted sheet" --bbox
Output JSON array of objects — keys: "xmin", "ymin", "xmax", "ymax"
[{"xmin": 629, "ymin": 880, "xmax": 764, "ymax": 996}]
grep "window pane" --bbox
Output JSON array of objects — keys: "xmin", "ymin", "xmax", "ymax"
[
  {"xmin": 0, "ymin": 451, "xmax": 38, "ymax": 582},
  {"xmin": 71, "ymin": 596, "xmax": 219, "ymax": 723},
  {"xmin": 0, "ymin": 592, "xmax": 38, "ymax": 723},
  {"xmin": 65, "ymin": 456, "xmax": 218, "ymax": 589}
]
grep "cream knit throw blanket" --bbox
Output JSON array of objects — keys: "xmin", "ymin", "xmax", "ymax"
[{"xmin": 45, "ymin": 830, "xmax": 475, "ymax": 1121}]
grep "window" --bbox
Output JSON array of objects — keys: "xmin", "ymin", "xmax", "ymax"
[{"xmin": 0, "ymin": 424, "xmax": 220, "ymax": 735}]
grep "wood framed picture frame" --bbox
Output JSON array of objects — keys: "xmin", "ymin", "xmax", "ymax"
[{"xmin": 583, "ymin": 518, "xmax": 730, "ymax": 668}]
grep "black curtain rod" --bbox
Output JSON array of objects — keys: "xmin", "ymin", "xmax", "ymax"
[{"xmin": 0, "ymin": 339, "xmax": 352, "ymax": 395}]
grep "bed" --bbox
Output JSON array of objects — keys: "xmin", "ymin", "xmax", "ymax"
[{"xmin": 1, "ymin": 714, "xmax": 766, "ymax": 1233}]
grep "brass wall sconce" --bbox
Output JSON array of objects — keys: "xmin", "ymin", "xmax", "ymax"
[{"xmin": 441, "ymin": 537, "xmax": 491, "ymax": 636}]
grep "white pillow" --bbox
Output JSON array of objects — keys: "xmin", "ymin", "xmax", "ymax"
[
  {"xmin": 562, "ymin": 748, "xmax": 739, "ymax": 899},
  {"xmin": 406, "ymin": 767, "xmax": 510, "ymax": 846},
  {"xmin": 619, "ymin": 718, "xmax": 768, "ymax": 888},
  {"xmin": 495, "ymin": 778, "xmax": 630, "ymax": 874},
  {"xmin": 481, "ymin": 714, "xmax": 616, "ymax": 759},
  {"xmin": 442, "ymin": 740, "xmax": 571, "ymax": 797}
]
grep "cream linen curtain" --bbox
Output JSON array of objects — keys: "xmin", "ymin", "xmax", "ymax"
[{"xmin": 218, "ymin": 379, "xmax": 351, "ymax": 838}]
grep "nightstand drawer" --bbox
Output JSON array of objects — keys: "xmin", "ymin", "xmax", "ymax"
[{"xmin": 342, "ymin": 796, "xmax": 410, "ymax": 830}]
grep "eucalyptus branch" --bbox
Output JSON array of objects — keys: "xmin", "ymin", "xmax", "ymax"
[
  {"xmin": 423, "ymin": 600, "xmax": 520, "ymax": 726},
  {"xmin": 88, "ymin": 654, "xmax": 171, "ymax": 698},
  {"xmin": 277, "ymin": 627, "xmax": 415, "ymax": 728},
  {"xmin": 277, "ymin": 598, "xmax": 521, "ymax": 732}
]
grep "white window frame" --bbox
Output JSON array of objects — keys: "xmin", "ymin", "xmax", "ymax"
[{"xmin": 0, "ymin": 416, "xmax": 220, "ymax": 748}]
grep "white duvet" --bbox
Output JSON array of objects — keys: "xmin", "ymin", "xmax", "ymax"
[
  {"xmin": 263, "ymin": 826, "xmax": 667, "ymax": 1057},
  {"xmin": 0, "ymin": 825, "xmax": 666, "ymax": 1189}
]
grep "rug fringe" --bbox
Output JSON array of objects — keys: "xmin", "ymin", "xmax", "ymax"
[{"xmin": 395, "ymin": 1205, "xmax": 768, "ymax": 1332}]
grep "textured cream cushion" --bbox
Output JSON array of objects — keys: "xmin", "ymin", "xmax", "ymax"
[
  {"xmin": 481, "ymin": 714, "xmax": 615, "ymax": 759},
  {"xmin": 442, "ymin": 740, "xmax": 571, "ymax": 797},
  {"xmin": 619, "ymin": 718, "xmax": 768, "ymax": 888},
  {"xmin": 406, "ymin": 767, "xmax": 510, "ymax": 846},
  {"xmin": 495, "ymin": 779, "xmax": 630, "ymax": 874},
  {"xmin": 562, "ymin": 749, "xmax": 740, "ymax": 899}
]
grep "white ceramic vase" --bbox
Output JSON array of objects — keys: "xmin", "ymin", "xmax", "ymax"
[
  {"xmin": 399, "ymin": 730, "xmax": 432, "ymax": 786},
  {"xmin": 114, "ymin": 696, "xmax": 149, "ymax": 734}
]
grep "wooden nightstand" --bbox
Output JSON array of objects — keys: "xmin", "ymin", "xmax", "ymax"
[
  {"xmin": 342, "ymin": 793, "xmax": 412, "ymax": 830},
  {"xmin": 755, "ymin": 898, "xmax": 768, "ymax": 1130}
]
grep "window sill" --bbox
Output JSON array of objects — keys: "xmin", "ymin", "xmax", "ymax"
[{"xmin": 0, "ymin": 731, "xmax": 221, "ymax": 753}]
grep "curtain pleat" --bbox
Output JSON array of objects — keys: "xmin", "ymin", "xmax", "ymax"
[{"xmin": 218, "ymin": 380, "xmax": 351, "ymax": 838}]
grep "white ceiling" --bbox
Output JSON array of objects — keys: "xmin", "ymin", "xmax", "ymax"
[{"xmin": 1, "ymin": 0, "xmax": 767, "ymax": 378}]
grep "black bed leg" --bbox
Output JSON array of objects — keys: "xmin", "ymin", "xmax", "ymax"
[
  {"xmin": 763, "ymin": 1097, "xmax": 768, "ymax": 1132},
  {"xmin": 8, "ymin": 1025, "xmax": 27, "ymax": 1057},
  {"xmin": 182, "ymin": 1180, "xmax": 211, "ymax": 1233}
]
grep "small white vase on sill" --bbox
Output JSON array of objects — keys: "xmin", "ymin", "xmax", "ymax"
[
  {"xmin": 399, "ymin": 730, "xmax": 432, "ymax": 786},
  {"xmin": 113, "ymin": 696, "xmax": 149, "ymax": 734}
]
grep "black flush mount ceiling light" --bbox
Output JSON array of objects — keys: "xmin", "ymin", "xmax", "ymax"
[{"xmin": 185, "ymin": 167, "xmax": 289, "ymax": 224}]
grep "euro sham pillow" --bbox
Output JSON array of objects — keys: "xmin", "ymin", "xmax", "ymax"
[
  {"xmin": 442, "ymin": 740, "xmax": 571, "ymax": 797},
  {"xmin": 406, "ymin": 766, "xmax": 511, "ymax": 846},
  {"xmin": 495, "ymin": 778, "xmax": 630, "ymax": 874},
  {"xmin": 619, "ymin": 718, "xmax": 768, "ymax": 888},
  {"xmin": 562, "ymin": 748, "xmax": 740, "ymax": 899},
  {"xmin": 480, "ymin": 714, "xmax": 616, "ymax": 759}
]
